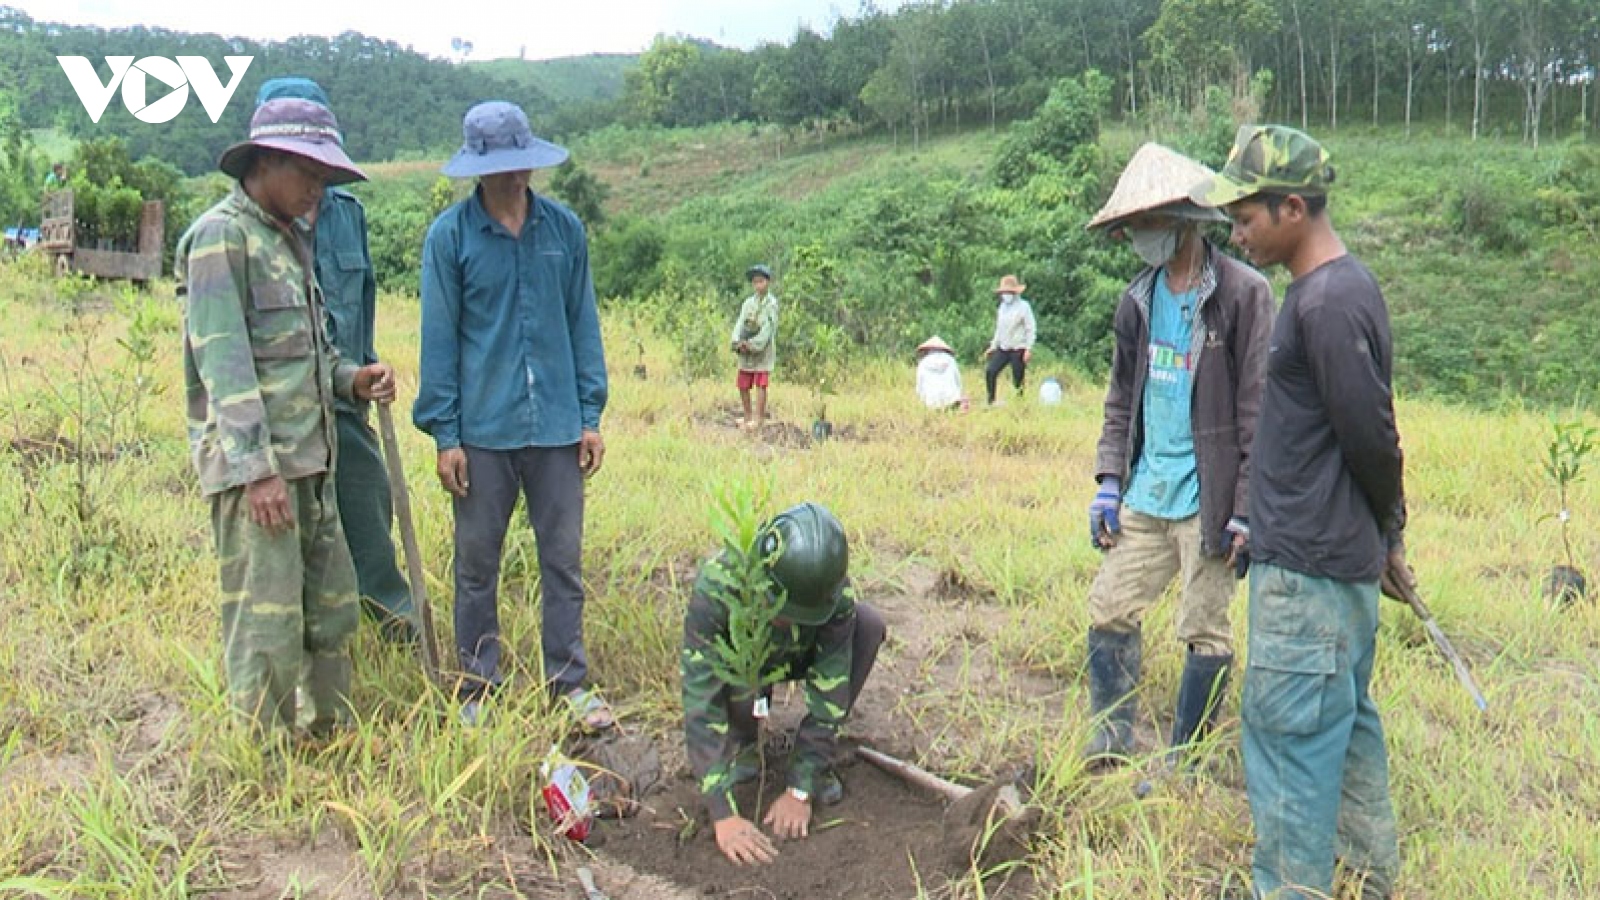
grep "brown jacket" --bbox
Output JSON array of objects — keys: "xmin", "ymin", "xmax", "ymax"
[{"xmin": 1093, "ymin": 242, "xmax": 1274, "ymax": 557}]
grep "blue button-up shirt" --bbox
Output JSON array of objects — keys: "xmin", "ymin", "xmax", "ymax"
[{"xmin": 414, "ymin": 188, "xmax": 608, "ymax": 451}]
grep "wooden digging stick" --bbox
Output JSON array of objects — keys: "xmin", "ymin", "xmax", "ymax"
[
  {"xmin": 857, "ymin": 746, "xmax": 973, "ymax": 802},
  {"xmin": 1395, "ymin": 580, "xmax": 1488, "ymax": 713},
  {"xmin": 376, "ymin": 402, "xmax": 443, "ymax": 687}
]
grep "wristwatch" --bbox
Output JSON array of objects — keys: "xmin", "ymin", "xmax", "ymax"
[{"xmin": 787, "ymin": 787, "xmax": 810, "ymax": 803}]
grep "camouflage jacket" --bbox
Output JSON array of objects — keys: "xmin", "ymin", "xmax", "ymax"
[
  {"xmin": 730, "ymin": 293, "xmax": 778, "ymax": 373},
  {"xmin": 681, "ymin": 554, "xmax": 856, "ymax": 821},
  {"xmin": 178, "ymin": 184, "xmax": 357, "ymax": 496}
]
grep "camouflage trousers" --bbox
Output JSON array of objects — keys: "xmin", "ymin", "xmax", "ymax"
[
  {"xmin": 211, "ymin": 474, "xmax": 360, "ymax": 736},
  {"xmin": 1086, "ymin": 508, "xmax": 1236, "ymax": 656}
]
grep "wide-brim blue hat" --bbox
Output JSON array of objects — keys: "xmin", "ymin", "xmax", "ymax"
[{"xmin": 442, "ymin": 101, "xmax": 568, "ymax": 178}]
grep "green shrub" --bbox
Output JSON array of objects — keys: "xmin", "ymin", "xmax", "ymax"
[
  {"xmin": 1449, "ymin": 168, "xmax": 1537, "ymax": 254},
  {"xmin": 365, "ymin": 189, "xmax": 431, "ymax": 294},
  {"xmin": 992, "ymin": 71, "xmax": 1111, "ymax": 190},
  {"xmin": 593, "ymin": 215, "xmax": 666, "ymax": 301},
  {"xmin": 548, "ymin": 160, "xmax": 610, "ymax": 229}
]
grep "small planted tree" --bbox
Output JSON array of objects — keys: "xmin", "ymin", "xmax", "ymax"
[
  {"xmin": 1542, "ymin": 418, "xmax": 1595, "ymax": 605},
  {"xmin": 698, "ymin": 480, "xmax": 786, "ymax": 805},
  {"xmin": 793, "ymin": 322, "xmax": 845, "ymax": 440}
]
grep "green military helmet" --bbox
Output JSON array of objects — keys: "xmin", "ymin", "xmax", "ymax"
[{"xmin": 756, "ymin": 502, "xmax": 848, "ymax": 625}]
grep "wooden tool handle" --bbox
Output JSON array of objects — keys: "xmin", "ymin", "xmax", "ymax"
[{"xmin": 857, "ymin": 745, "xmax": 973, "ymax": 802}]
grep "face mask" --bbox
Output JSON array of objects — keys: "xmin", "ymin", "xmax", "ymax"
[
  {"xmin": 998, "ymin": 292, "xmax": 1017, "ymax": 303},
  {"xmin": 1128, "ymin": 227, "xmax": 1179, "ymax": 267}
]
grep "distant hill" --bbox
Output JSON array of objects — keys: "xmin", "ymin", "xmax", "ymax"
[
  {"xmin": 470, "ymin": 54, "xmax": 636, "ymax": 107},
  {"xmin": 0, "ymin": 8, "xmax": 555, "ymax": 174}
]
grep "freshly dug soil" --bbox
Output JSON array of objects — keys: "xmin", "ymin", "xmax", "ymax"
[{"xmin": 598, "ymin": 750, "xmax": 1030, "ymax": 899}]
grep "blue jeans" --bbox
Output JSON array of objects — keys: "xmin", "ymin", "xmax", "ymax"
[{"xmin": 1243, "ymin": 563, "xmax": 1398, "ymax": 899}]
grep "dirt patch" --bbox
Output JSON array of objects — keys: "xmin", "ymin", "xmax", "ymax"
[
  {"xmin": 5, "ymin": 434, "xmax": 121, "ymax": 475},
  {"xmin": 207, "ymin": 832, "xmax": 373, "ymax": 900},
  {"xmin": 211, "ymin": 831, "xmax": 579, "ymax": 900},
  {"xmin": 598, "ymin": 749, "xmax": 1031, "ymax": 900},
  {"xmin": 0, "ymin": 749, "xmax": 94, "ymax": 794},
  {"xmin": 930, "ymin": 567, "xmax": 998, "ymax": 603},
  {"xmin": 593, "ymin": 560, "xmax": 1052, "ymax": 898},
  {"xmin": 688, "ymin": 407, "xmax": 870, "ymax": 450}
]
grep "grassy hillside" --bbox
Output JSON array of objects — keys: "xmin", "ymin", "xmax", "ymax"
[
  {"xmin": 304, "ymin": 116, "xmax": 1600, "ymax": 407},
  {"xmin": 556, "ymin": 120, "xmax": 1600, "ymax": 405},
  {"xmin": 470, "ymin": 54, "xmax": 636, "ymax": 107},
  {"xmin": 1, "ymin": 252, "xmax": 1598, "ymax": 897}
]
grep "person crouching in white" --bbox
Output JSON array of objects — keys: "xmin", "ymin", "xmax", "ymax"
[{"xmin": 914, "ymin": 336, "xmax": 965, "ymax": 411}]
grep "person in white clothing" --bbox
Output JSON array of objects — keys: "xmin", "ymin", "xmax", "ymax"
[
  {"xmin": 914, "ymin": 336, "xmax": 965, "ymax": 410},
  {"xmin": 984, "ymin": 274, "xmax": 1037, "ymax": 404}
]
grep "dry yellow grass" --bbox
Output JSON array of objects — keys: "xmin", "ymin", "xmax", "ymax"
[{"xmin": 1, "ymin": 263, "xmax": 1597, "ymax": 897}]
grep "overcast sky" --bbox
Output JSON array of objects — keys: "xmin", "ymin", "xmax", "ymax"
[{"xmin": 25, "ymin": 1, "xmax": 908, "ymax": 61}]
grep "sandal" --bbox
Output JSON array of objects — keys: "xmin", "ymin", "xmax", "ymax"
[{"xmin": 562, "ymin": 687, "xmax": 616, "ymax": 733}]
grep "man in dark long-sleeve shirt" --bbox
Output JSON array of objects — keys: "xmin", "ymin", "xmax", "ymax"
[
  {"xmin": 1194, "ymin": 125, "xmax": 1415, "ymax": 900},
  {"xmin": 414, "ymin": 102, "xmax": 610, "ymax": 729}
]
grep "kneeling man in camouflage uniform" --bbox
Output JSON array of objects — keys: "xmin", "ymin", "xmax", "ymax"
[
  {"xmin": 178, "ymin": 98, "xmax": 395, "ymax": 738},
  {"xmin": 681, "ymin": 502, "xmax": 887, "ymax": 865}
]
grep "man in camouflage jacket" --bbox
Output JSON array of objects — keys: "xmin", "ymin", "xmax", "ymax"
[
  {"xmin": 681, "ymin": 503, "xmax": 887, "ymax": 866},
  {"xmin": 178, "ymin": 98, "xmax": 394, "ymax": 739},
  {"xmin": 256, "ymin": 77, "xmax": 417, "ymax": 644}
]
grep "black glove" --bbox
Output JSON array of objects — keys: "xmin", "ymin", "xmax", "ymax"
[{"xmin": 1225, "ymin": 517, "xmax": 1250, "ymax": 579}]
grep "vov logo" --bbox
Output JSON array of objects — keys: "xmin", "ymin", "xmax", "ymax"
[{"xmin": 57, "ymin": 56, "xmax": 254, "ymax": 124}]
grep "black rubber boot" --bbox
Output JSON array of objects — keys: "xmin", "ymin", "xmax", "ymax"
[
  {"xmin": 816, "ymin": 769, "xmax": 844, "ymax": 806},
  {"xmin": 1084, "ymin": 628, "xmax": 1142, "ymax": 764},
  {"xmin": 1169, "ymin": 651, "xmax": 1233, "ymax": 757}
]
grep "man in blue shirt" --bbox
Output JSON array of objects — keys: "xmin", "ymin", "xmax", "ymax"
[
  {"xmin": 1082, "ymin": 144, "xmax": 1274, "ymax": 770},
  {"xmin": 256, "ymin": 77, "xmax": 418, "ymax": 646},
  {"xmin": 414, "ymin": 101, "xmax": 610, "ymax": 729}
]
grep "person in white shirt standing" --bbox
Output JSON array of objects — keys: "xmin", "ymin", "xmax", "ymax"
[{"xmin": 983, "ymin": 274, "xmax": 1036, "ymax": 405}]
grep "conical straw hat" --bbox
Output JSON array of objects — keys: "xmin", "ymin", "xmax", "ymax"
[
  {"xmin": 1086, "ymin": 143, "xmax": 1228, "ymax": 230},
  {"xmin": 916, "ymin": 335, "xmax": 953, "ymax": 355}
]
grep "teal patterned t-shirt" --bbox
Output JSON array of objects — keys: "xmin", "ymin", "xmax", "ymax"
[{"xmin": 1124, "ymin": 271, "xmax": 1201, "ymax": 520}]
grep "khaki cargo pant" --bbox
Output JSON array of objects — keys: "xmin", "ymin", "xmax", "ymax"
[
  {"xmin": 1086, "ymin": 508, "xmax": 1235, "ymax": 656},
  {"xmin": 212, "ymin": 474, "xmax": 360, "ymax": 736}
]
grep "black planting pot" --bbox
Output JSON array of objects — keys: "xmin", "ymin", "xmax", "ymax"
[
  {"xmin": 1543, "ymin": 565, "xmax": 1588, "ymax": 607},
  {"xmin": 633, "ymin": 364, "xmax": 647, "ymax": 380}
]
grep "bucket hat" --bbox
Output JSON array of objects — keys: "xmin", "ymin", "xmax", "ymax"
[
  {"xmin": 994, "ymin": 274, "xmax": 1026, "ymax": 295},
  {"xmin": 441, "ymin": 101, "xmax": 568, "ymax": 178},
  {"xmin": 1087, "ymin": 143, "xmax": 1228, "ymax": 230},
  {"xmin": 746, "ymin": 264, "xmax": 773, "ymax": 281},
  {"xmin": 1191, "ymin": 124, "xmax": 1333, "ymax": 208},
  {"xmin": 256, "ymin": 76, "xmax": 330, "ymax": 109},
  {"xmin": 218, "ymin": 98, "xmax": 366, "ymax": 185}
]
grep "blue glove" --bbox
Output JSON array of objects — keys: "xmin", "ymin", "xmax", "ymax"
[{"xmin": 1088, "ymin": 477, "xmax": 1122, "ymax": 550}]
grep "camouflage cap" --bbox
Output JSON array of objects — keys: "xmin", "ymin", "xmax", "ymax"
[{"xmin": 1191, "ymin": 124, "xmax": 1332, "ymax": 207}]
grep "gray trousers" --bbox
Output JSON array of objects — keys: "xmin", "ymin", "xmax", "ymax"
[{"xmin": 452, "ymin": 445, "xmax": 587, "ymax": 700}]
